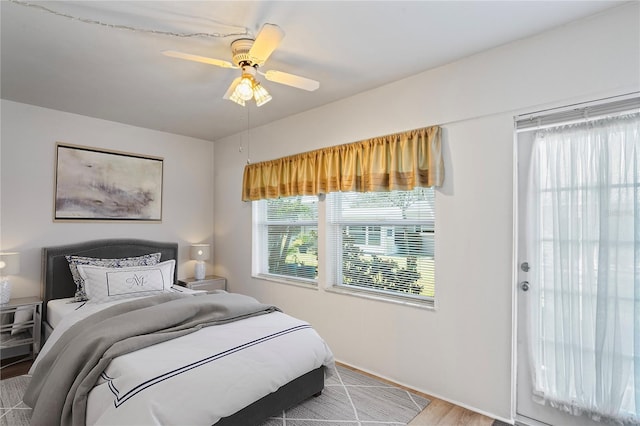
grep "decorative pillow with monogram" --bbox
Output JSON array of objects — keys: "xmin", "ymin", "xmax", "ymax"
[
  {"xmin": 76, "ymin": 259, "xmax": 175, "ymax": 304},
  {"xmin": 66, "ymin": 253, "xmax": 162, "ymax": 302}
]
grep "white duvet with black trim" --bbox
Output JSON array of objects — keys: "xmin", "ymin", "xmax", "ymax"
[{"xmin": 25, "ymin": 292, "xmax": 335, "ymax": 426}]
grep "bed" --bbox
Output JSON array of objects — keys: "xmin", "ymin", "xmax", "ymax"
[{"xmin": 28, "ymin": 238, "xmax": 334, "ymax": 426}]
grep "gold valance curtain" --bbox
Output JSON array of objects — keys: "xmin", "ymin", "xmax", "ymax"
[{"xmin": 242, "ymin": 125, "xmax": 443, "ymax": 201}]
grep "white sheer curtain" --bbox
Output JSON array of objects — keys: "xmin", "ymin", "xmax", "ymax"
[{"xmin": 526, "ymin": 112, "xmax": 639, "ymax": 424}]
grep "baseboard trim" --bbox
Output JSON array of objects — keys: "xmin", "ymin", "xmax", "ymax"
[{"xmin": 514, "ymin": 414, "xmax": 553, "ymax": 426}]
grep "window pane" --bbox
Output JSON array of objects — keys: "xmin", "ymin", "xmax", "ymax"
[
  {"xmin": 347, "ymin": 225, "xmax": 366, "ymax": 245},
  {"xmin": 329, "ymin": 188, "xmax": 436, "ymax": 300},
  {"xmin": 338, "ymin": 190, "xmax": 435, "ymax": 223},
  {"xmin": 368, "ymin": 226, "xmax": 381, "ymax": 245},
  {"xmin": 254, "ymin": 196, "xmax": 318, "ymax": 282},
  {"xmin": 267, "ymin": 225, "xmax": 318, "ymax": 279},
  {"xmin": 266, "ymin": 196, "xmax": 318, "ymax": 221}
]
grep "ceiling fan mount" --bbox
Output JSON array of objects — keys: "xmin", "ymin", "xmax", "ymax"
[
  {"xmin": 230, "ymin": 38, "xmax": 259, "ymax": 68},
  {"xmin": 163, "ymin": 23, "xmax": 320, "ymax": 107}
]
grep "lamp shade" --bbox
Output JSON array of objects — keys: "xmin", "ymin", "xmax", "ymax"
[
  {"xmin": 0, "ymin": 252, "xmax": 20, "ymax": 276},
  {"xmin": 190, "ymin": 244, "xmax": 210, "ymax": 261},
  {"xmin": 235, "ymin": 76, "xmax": 255, "ymax": 101},
  {"xmin": 253, "ymin": 82, "xmax": 272, "ymax": 107}
]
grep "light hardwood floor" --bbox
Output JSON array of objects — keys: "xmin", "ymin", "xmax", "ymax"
[
  {"xmin": 409, "ymin": 398, "xmax": 495, "ymax": 425},
  {"xmin": 0, "ymin": 357, "xmax": 32, "ymax": 379}
]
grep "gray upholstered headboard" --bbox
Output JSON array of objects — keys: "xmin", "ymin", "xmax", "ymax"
[{"xmin": 41, "ymin": 239, "xmax": 178, "ymax": 325}]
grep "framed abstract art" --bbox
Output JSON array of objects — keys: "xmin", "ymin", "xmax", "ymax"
[{"xmin": 54, "ymin": 143, "xmax": 163, "ymax": 222}]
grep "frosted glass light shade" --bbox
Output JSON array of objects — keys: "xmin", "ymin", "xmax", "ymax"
[
  {"xmin": 229, "ymin": 90, "xmax": 246, "ymax": 106},
  {"xmin": 234, "ymin": 77, "xmax": 255, "ymax": 101},
  {"xmin": 253, "ymin": 83, "xmax": 272, "ymax": 107}
]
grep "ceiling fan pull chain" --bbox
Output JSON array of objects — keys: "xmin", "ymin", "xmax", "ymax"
[{"xmin": 246, "ymin": 107, "xmax": 251, "ymax": 164}]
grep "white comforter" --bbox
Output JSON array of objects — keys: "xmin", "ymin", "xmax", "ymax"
[{"xmin": 33, "ymin": 294, "xmax": 335, "ymax": 426}]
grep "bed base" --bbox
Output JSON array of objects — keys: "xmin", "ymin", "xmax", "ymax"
[{"xmin": 216, "ymin": 366, "xmax": 324, "ymax": 425}]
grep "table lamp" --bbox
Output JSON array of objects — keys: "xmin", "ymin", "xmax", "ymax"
[
  {"xmin": 0, "ymin": 252, "xmax": 20, "ymax": 304},
  {"xmin": 190, "ymin": 244, "xmax": 210, "ymax": 281}
]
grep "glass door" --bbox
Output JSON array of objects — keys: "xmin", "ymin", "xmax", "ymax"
[{"xmin": 516, "ymin": 102, "xmax": 639, "ymax": 426}]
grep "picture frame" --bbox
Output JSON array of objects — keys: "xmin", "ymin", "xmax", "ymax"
[{"xmin": 54, "ymin": 143, "xmax": 163, "ymax": 222}]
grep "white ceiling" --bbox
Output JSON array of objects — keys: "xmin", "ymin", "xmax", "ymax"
[{"xmin": 1, "ymin": 1, "xmax": 626, "ymax": 142}]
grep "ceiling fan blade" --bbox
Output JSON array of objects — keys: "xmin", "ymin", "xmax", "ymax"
[
  {"xmin": 223, "ymin": 77, "xmax": 242, "ymax": 99},
  {"xmin": 248, "ymin": 24, "xmax": 285, "ymax": 65},
  {"xmin": 263, "ymin": 70, "xmax": 320, "ymax": 91},
  {"xmin": 162, "ymin": 50, "xmax": 236, "ymax": 69}
]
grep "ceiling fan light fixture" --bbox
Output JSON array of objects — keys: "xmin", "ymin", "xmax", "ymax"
[
  {"xmin": 228, "ymin": 90, "xmax": 246, "ymax": 106},
  {"xmin": 253, "ymin": 82, "xmax": 272, "ymax": 107},
  {"xmin": 228, "ymin": 67, "xmax": 272, "ymax": 107},
  {"xmin": 234, "ymin": 75, "xmax": 255, "ymax": 101}
]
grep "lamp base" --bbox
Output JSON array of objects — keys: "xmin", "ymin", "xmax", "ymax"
[
  {"xmin": 194, "ymin": 261, "xmax": 206, "ymax": 281},
  {"xmin": 0, "ymin": 279, "xmax": 11, "ymax": 304}
]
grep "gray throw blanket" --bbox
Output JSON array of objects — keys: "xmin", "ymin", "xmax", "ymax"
[{"xmin": 24, "ymin": 292, "xmax": 280, "ymax": 426}]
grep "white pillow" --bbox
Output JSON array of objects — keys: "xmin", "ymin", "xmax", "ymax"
[
  {"xmin": 11, "ymin": 306, "xmax": 33, "ymax": 336},
  {"xmin": 66, "ymin": 253, "xmax": 162, "ymax": 302},
  {"xmin": 77, "ymin": 259, "xmax": 175, "ymax": 304}
]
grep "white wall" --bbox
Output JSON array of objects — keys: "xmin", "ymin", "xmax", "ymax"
[
  {"xmin": 213, "ymin": 3, "xmax": 640, "ymax": 422},
  {"xmin": 1, "ymin": 100, "xmax": 216, "ymax": 298}
]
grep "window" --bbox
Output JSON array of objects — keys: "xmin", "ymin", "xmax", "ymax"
[
  {"xmin": 328, "ymin": 188, "xmax": 435, "ymax": 302},
  {"xmin": 253, "ymin": 196, "xmax": 318, "ymax": 282}
]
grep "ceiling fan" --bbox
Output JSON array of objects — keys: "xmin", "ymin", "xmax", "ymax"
[{"xmin": 163, "ymin": 23, "xmax": 319, "ymax": 107}]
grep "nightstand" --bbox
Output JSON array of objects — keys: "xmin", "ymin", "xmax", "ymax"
[
  {"xmin": 0, "ymin": 297, "xmax": 42, "ymax": 359},
  {"xmin": 178, "ymin": 275, "xmax": 227, "ymax": 293}
]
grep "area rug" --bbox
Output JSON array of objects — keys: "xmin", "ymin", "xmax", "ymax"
[
  {"xmin": 1, "ymin": 366, "xmax": 429, "ymax": 426},
  {"xmin": 0, "ymin": 375, "xmax": 31, "ymax": 426}
]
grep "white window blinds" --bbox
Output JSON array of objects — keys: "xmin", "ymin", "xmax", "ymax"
[
  {"xmin": 253, "ymin": 196, "xmax": 318, "ymax": 281},
  {"xmin": 327, "ymin": 188, "xmax": 435, "ymax": 302}
]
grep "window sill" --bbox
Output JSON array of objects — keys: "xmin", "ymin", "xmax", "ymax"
[
  {"xmin": 325, "ymin": 285, "xmax": 435, "ymax": 310},
  {"xmin": 252, "ymin": 274, "xmax": 318, "ymax": 291}
]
